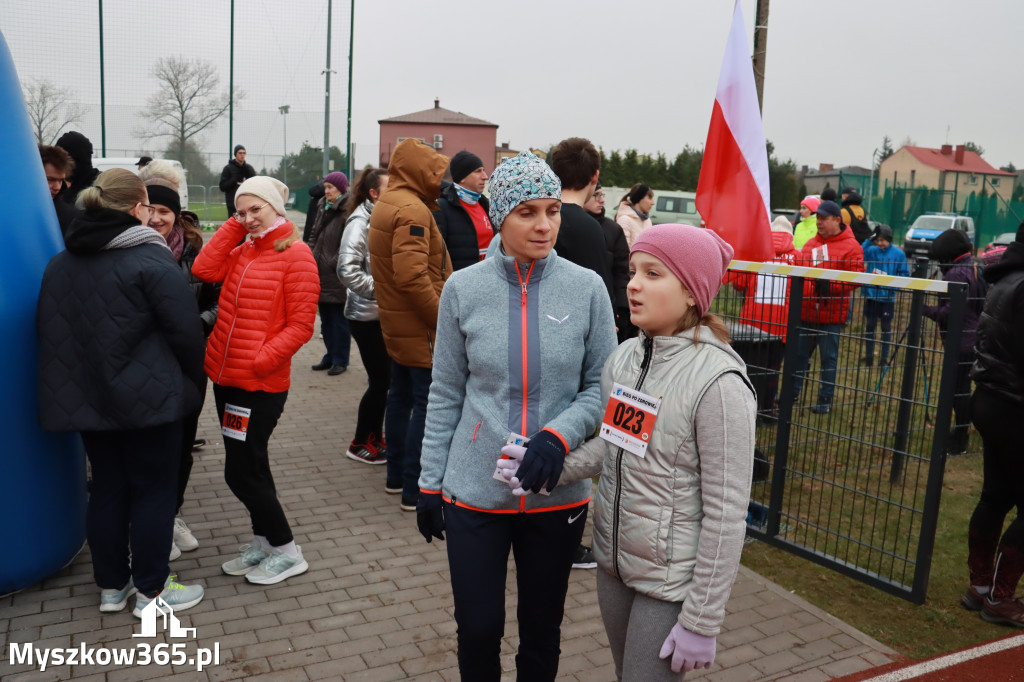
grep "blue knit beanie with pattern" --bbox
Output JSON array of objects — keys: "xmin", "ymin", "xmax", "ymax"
[{"xmin": 487, "ymin": 152, "xmax": 561, "ymax": 230}]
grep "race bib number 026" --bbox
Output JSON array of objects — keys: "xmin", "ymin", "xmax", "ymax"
[
  {"xmin": 222, "ymin": 403, "xmax": 251, "ymax": 441},
  {"xmin": 599, "ymin": 383, "xmax": 661, "ymax": 458}
]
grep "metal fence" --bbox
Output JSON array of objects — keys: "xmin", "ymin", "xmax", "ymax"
[{"xmin": 716, "ymin": 259, "xmax": 974, "ymax": 603}]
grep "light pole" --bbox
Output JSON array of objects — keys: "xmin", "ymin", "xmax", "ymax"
[
  {"xmin": 867, "ymin": 147, "xmax": 880, "ymax": 217},
  {"xmin": 279, "ymin": 105, "xmax": 290, "ymax": 184}
]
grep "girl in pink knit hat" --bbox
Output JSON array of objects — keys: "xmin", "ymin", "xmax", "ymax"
[{"xmin": 501, "ymin": 223, "xmax": 757, "ymax": 679}]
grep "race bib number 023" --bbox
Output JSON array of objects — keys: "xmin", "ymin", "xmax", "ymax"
[
  {"xmin": 222, "ymin": 403, "xmax": 251, "ymax": 441},
  {"xmin": 599, "ymin": 383, "xmax": 660, "ymax": 458}
]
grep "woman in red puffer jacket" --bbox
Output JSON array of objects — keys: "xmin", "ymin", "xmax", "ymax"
[{"xmin": 192, "ymin": 176, "xmax": 319, "ymax": 587}]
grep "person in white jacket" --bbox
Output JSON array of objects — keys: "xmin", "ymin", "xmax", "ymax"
[{"xmin": 500, "ymin": 223, "xmax": 756, "ymax": 680}]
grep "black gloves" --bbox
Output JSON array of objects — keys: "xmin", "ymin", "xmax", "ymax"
[
  {"xmin": 416, "ymin": 493, "xmax": 445, "ymax": 543},
  {"xmin": 814, "ymin": 278, "xmax": 831, "ymax": 297},
  {"xmin": 514, "ymin": 430, "xmax": 568, "ymax": 494}
]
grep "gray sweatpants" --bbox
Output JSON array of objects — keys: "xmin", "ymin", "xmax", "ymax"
[{"xmin": 597, "ymin": 569, "xmax": 688, "ymax": 681}]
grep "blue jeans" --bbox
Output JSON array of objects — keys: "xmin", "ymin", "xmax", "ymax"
[
  {"xmin": 791, "ymin": 323, "xmax": 842, "ymax": 407},
  {"xmin": 385, "ymin": 361, "xmax": 433, "ymax": 500},
  {"xmin": 319, "ymin": 303, "xmax": 351, "ymax": 367}
]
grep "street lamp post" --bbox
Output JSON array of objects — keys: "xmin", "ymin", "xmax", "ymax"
[{"xmin": 279, "ymin": 105, "xmax": 290, "ymax": 185}]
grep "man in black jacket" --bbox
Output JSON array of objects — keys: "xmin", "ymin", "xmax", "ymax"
[
  {"xmin": 38, "ymin": 144, "xmax": 80, "ymax": 235},
  {"xmin": 219, "ymin": 145, "xmax": 256, "ymax": 216},
  {"xmin": 433, "ymin": 151, "xmax": 494, "ymax": 271},
  {"xmin": 584, "ymin": 183, "xmax": 632, "ymax": 341},
  {"xmin": 549, "ymin": 137, "xmax": 614, "ymax": 303}
]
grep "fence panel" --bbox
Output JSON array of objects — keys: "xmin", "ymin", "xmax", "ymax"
[{"xmin": 716, "ymin": 261, "xmax": 971, "ymax": 603}]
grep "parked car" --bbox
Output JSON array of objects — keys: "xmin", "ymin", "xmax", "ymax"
[
  {"xmin": 903, "ymin": 213, "xmax": 975, "ymax": 261},
  {"xmin": 650, "ymin": 190, "xmax": 702, "ymax": 226},
  {"xmin": 984, "ymin": 232, "xmax": 1016, "ymax": 253}
]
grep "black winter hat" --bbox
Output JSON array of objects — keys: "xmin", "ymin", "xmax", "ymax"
[
  {"xmin": 449, "ymin": 150, "xmax": 484, "ymax": 183},
  {"xmin": 55, "ymin": 131, "xmax": 93, "ymax": 167},
  {"xmin": 233, "ymin": 145, "xmax": 246, "ymax": 155},
  {"xmin": 929, "ymin": 228, "xmax": 972, "ymax": 263},
  {"xmin": 820, "ymin": 188, "xmax": 838, "ymax": 202}
]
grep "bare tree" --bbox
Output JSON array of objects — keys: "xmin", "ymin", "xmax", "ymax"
[
  {"xmin": 136, "ymin": 57, "xmax": 237, "ymax": 166},
  {"xmin": 22, "ymin": 78, "xmax": 88, "ymax": 144}
]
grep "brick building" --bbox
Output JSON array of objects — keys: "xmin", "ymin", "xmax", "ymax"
[{"xmin": 378, "ymin": 99, "xmax": 498, "ymax": 173}]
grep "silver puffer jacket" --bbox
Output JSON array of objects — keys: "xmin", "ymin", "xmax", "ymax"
[
  {"xmin": 562, "ymin": 327, "xmax": 755, "ymax": 636},
  {"xmin": 336, "ymin": 200, "xmax": 378, "ymax": 321}
]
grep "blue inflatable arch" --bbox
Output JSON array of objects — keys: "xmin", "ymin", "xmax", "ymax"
[{"xmin": 0, "ymin": 30, "xmax": 87, "ymax": 595}]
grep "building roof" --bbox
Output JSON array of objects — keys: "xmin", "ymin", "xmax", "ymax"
[
  {"xmin": 804, "ymin": 165, "xmax": 872, "ymax": 177},
  {"xmin": 902, "ymin": 146, "xmax": 1014, "ymax": 176},
  {"xmin": 379, "ymin": 99, "xmax": 498, "ymax": 128}
]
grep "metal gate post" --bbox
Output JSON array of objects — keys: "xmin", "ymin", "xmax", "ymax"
[
  {"xmin": 891, "ymin": 290, "xmax": 925, "ymax": 482},
  {"xmin": 910, "ymin": 281, "xmax": 966, "ymax": 602}
]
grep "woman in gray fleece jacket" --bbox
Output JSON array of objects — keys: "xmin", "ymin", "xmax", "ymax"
[
  {"xmin": 500, "ymin": 224, "xmax": 756, "ymax": 680},
  {"xmin": 416, "ymin": 152, "xmax": 617, "ymax": 680}
]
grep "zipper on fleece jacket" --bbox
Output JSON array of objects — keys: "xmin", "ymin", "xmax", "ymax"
[
  {"xmin": 612, "ymin": 335, "xmax": 655, "ymax": 579},
  {"xmin": 514, "ymin": 260, "xmax": 535, "ymax": 513},
  {"xmin": 216, "ymin": 247, "xmax": 258, "ymax": 384}
]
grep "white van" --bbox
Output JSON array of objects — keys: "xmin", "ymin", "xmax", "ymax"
[
  {"xmin": 602, "ymin": 186, "xmax": 704, "ymax": 227},
  {"xmin": 92, "ymin": 157, "xmax": 189, "ymax": 208}
]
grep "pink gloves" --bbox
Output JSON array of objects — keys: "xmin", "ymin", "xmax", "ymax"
[
  {"xmin": 659, "ymin": 622, "xmax": 716, "ymax": 673},
  {"xmin": 497, "ymin": 444, "xmax": 529, "ymax": 496}
]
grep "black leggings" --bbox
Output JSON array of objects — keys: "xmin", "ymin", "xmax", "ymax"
[
  {"xmin": 348, "ymin": 318, "xmax": 391, "ymax": 444},
  {"xmin": 213, "ymin": 384, "xmax": 293, "ymax": 546},
  {"xmin": 968, "ymin": 387, "xmax": 1024, "ymax": 601},
  {"xmin": 445, "ymin": 502, "xmax": 587, "ymax": 681},
  {"xmin": 176, "ymin": 375, "xmax": 208, "ymax": 512}
]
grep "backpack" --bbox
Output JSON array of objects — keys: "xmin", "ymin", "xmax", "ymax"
[{"xmin": 843, "ymin": 204, "xmax": 872, "ymax": 243}]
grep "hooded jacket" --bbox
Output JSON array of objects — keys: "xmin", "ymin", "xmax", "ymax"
[
  {"xmin": 799, "ymin": 226, "xmax": 865, "ymax": 324},
  {"xmin": 192, "ymin": 218, "xmax": 320, "ymax": 392},
  {"xmin": 923, "ymin": 252, "xmax": 984, "ymax": 356},
  {"xmin": 37, "ymin": 208, "xmax": 206, "ymax": 431},
  {"xmin": 55, "ymin": 131, "xmax": 100, "ymax": 206},
  {"xmin": 861, "ymin": 238, "xmax": 910, "ymax": 302},
  {"xmin": 433, "ymin": 180, "xmax": 493, "ymax": 271},
  {"xmin": 793, "ymin": 215, "xmax": 817, "ymax": 250},
  {"xmin": 971, "ymin": 240, "xmax": 1024, "ymax": 401},
  {"xmin": 368, "ymin": 139, "xmax": 452, "ymax": 368},
  {"xmin": 614, "ymin": 201, "xmax": 653, "ymax": 249},
  {"xmin": 560, "ymin": 329, "xmax": 755, "ymax": 636},
  {"xmin": 725, "ymin": 230, "xmax": 801, "ymax": 341},
  {"xmin": 418, "ymin": 246, "xmax": 617, "ymax": 512},
  {"xmin": 841, "ymin": 191, "xmax": 873, "ymax": 244},
  {"xmin": 308, "ymin": 195, "xmax": 349, "ymax": 304}
]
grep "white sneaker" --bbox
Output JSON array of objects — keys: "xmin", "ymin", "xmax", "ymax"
[
  {"xmin": 170, "ymin": 540, "xmax": 181, "ymax": 561},
  {"xmin": 222, "ymin": 544, "xmax": 269, "ymax": 576},
  {"xmin": 245, "ymin": 547, "xmax": 309, "ymax": 585},
  {"xmin": 173, "ymin": 517, "xmax": 199, "ymax": 552},
  {"xmin": 99, "ymin": 579, "xmax": 137, "ymax": 613}
]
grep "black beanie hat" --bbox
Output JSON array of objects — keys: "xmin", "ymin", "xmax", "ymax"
[
  {"xmin": 234, "ymin": 145, "xmax": 246, "ymax": 155},
  {"xmin": 929, "ymin": 228, "xmax": 972, "ymax": 263},
  {"xmin": 146, "ymin": 181, "xmax": 181, "ymax": 216},
  {"xmin": 820, "ymin": 188, "xmax": 837, "ymax": 202},
  {"xmin": 450, "ymin": 151, "xmax": 484, "ymax": 184},
  {"xmin": 56, "ymin": 131, "xmax": 94, "ymax": 168}
]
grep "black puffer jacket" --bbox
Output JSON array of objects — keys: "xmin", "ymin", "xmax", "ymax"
[
  {"xmin": 433, "ymin": 180, "xmax": 492, "ymax": 271},
  {"xmin": 971, "ymin": 240, "xmax": 1024, "ymax": 402},
  {"xmin": 308, "ymin": 196, "xmax": 349, "ymax": 304},
  {"xmin": 37, "ymin": 208, "xmax": 206, "ymax": 431}
]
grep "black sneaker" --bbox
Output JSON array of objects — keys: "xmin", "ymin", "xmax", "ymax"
[
  {"xmin": 327, "ymin": 364, "xmax": 348, "ymax": 376},
  {"xmin": 572, "ymin": 544, "xmax": 597, "ymax": 569},
  {"xmin": 346, "ymin": 441, "xmax": 386, "ymax": 465},
  {"xmin": 191, "ymin": 438, "xmax": 206, "ymax": 451},
  {"xmin": 312, "ymin": 359, "xmax": 331, "ymax": 371},
  {"xmin": 385, "ymin": 481, "xmax": 402, "ymax": 494},
  {"xmin": 400, "ymin": 496, "xmax": 418, "ymax": 512}
]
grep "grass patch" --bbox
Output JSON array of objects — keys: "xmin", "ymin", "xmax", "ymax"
[
  {"xmin": 741, "ymin": 453, "xmax": 1013, "ymax": 659},
  {"xmin": 188, "ymin": 202, "xmax": 228, "ymax": 228}
]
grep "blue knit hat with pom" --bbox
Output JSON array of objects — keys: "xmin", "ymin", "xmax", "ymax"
[{"xmin": 487, "ymin": 152, "xmax": 561, "ymax": 230}]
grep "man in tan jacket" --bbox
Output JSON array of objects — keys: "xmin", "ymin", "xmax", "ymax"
[{"xmin": 369, "ymin": 138, "xmax": 452, "ymax": 510}]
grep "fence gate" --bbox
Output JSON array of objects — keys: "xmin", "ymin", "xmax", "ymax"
[{"xmin": 716, "ymin": 261, "xmax": 970, "ymax": 603}]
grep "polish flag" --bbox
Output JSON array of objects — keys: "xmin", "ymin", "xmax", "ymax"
[{"xmin": 695, "ymin": 0, "xmax": 773, "ymax": 262}]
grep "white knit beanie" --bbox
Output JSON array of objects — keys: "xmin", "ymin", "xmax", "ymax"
[{"xmin": 236, "ymin": 176, "xmax": 289, "ymax": 217}]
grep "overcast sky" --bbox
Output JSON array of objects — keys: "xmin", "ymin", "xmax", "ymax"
[{"xmin": 3, "ymin": 0, "xmax": 1022, "ymax": 179}]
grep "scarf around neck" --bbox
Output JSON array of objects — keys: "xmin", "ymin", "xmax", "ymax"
[{"xmin": 455, "ymin": 183, "xmax": 482, "ymax": 205}]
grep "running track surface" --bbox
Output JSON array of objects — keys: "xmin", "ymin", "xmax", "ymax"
[{"xmin": 834, "ymin": 632, "xmax": 1024, "ymax": 681}]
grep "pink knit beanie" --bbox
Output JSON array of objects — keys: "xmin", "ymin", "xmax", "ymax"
[{"xmin": 630, "ymin": 224, "xmax": 734, "ymax": 316}]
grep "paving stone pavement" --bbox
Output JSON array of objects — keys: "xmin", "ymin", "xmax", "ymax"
[{"xmin": 2, "ymin": 334, "xmax": 900, "ymax": 681}]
